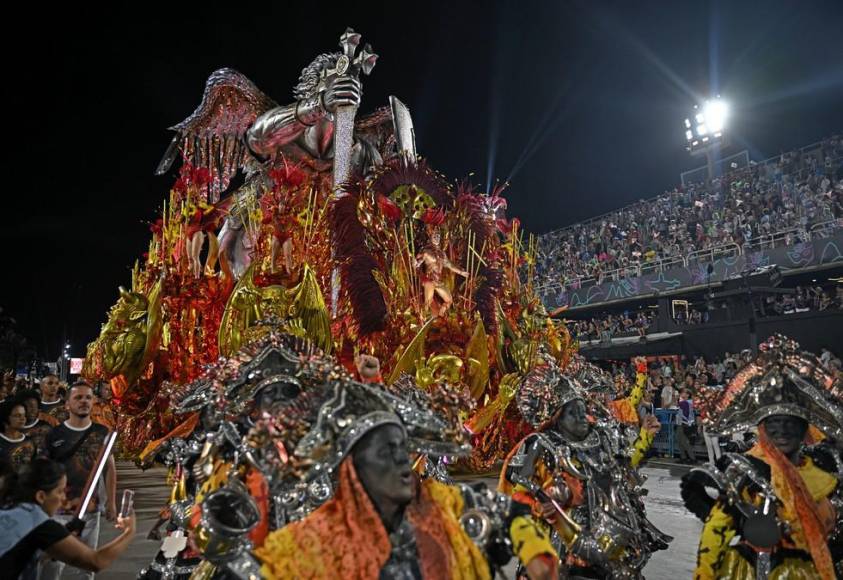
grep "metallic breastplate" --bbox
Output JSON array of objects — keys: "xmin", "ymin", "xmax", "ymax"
[
  {"xmin": 380, "ymin": 519, "xmax": 421, "ymax": 580},
  {"xmin": 548, "ymin": 430, "xmax": 641, "ymax": 554},
  {"xmin": 271, "ymin": 474, "xmax": 334, "ymax": 529}
]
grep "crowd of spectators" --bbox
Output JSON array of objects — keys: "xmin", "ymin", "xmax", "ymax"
[
  {"xmin": 606, "ymin": 348, "xmax": 841, "ymax": 407},
  {"xmin": 0, "ymin": 371, "xmax": 126, "ymax": 578},
  {"xmin": 571, "ymin": 283, "xmax": 842, "ymax": 340},
  {"xmin": 570, "ymin": 310, "xmax": 656, "ymax": 341},
  {"xmin": 760, "ymin": 285, "xmax": 843, "ymax": 316},
  {"xmin": 673, "ymin": 285, "xmax": 842, "ymax": 323},
  {"xmin": 605, "ymin": 353, "xmax": 747, "ymax": 402},
  {"xmin": 673, "ymin": 307, "xmax": 707, "ymax": 325},
  {"xmin": 537, "ymin": 136, "xmax": 843, "ymax": 289}
]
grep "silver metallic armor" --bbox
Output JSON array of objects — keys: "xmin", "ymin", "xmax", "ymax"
[
  {"xmin": 246, "ymin": 69, "xmax": 363, "ymax": 164},
  {"xmin": 506, "ymin": 424, "xmax": 670, "ymax": 578},
  {"xmin": 271, "ymin": 474, "xmax": 333, "ymax": 529}
]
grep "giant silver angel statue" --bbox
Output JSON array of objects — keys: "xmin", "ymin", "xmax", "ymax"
[{"xmin": 155, "ymin": 28, "xmax": 417, "ymax": 278}]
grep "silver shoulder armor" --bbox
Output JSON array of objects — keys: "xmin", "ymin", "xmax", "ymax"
[
  {"xmin": 457, "ymin": 482, "xmax": 513, "ymax": 550},
  {"xmin": 507, "ymin": 433, "xmax": 557, "ymax": 474}
]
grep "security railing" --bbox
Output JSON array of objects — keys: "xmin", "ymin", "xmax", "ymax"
[
  {"xmin": 811, "ymin": 219, "xmax": 843, "ymax": 239},
  {"xmin": 745, "ymin": 229, "xmax": 806, "ymax": 252},
  {"xmin": 535, "ymin": 219, "xmax": 843, "ymax": 299},
  {"xmin": 687, "ymin": 243, "xmax": 741, "ymax": 264}
]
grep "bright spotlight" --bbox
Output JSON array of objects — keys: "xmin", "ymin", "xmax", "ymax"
[
  {"xmin": 703, "ymin": 99, "xmax": 728, "ymax": 133},
  {"xmin": 684, "ymin": 96, "xmax": 729, "ymax": 156}
]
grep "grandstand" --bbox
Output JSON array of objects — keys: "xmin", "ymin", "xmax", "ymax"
[{"xmin": 536, "ymin": 135, "xmax": 843, "ymax": 359}]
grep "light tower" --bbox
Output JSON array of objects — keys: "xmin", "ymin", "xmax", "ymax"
[{"xmin": 684, "ymin": 97, "xmax": 728, "ymax": 180}]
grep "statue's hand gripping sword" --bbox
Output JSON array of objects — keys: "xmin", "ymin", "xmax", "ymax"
[{"xmin": 331, "ymin": 28, "xmax": 378, "ymax": 196}]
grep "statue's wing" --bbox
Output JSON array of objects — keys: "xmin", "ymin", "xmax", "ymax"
[{"xmin": 156, "ymin": 68, "xmax": 278, "ymax": 200}]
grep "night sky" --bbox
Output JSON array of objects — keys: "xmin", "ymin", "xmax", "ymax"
[{"xmin": 2, "ymin": 1, "xmax": 842, "ymax": 360}]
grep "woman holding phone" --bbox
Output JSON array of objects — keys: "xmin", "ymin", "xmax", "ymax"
[{"xmin": 0, "ymin": 458, "xmax": 135, "ymax": 579}]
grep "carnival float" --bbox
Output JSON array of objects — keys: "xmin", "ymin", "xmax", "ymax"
[{"xmin": 82, "ymin": 28, "xmax": 573, "ymax": 471}]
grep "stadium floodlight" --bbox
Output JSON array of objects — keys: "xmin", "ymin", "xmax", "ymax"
[
  {"xmin": 703, "ymin": 99, "xmax": 728, "ymax": 134},
  {"xmin": 684, "ymin": 95, "xmax": 729, "ymax": 179}
]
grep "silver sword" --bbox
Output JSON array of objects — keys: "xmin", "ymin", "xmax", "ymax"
[{"xmin": 330, "ymin": 28, "xmax": 377, "ymax": 315}]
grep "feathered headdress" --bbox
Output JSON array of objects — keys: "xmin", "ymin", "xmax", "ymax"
[
  {"xmin": 370, "ymin": 158, "xmax": 451, "ymax": 209},
  {"xmin": 330, "ymin": 175, "xmax": 388, "ymax": 335},
  {"xmin": 420, "ymin": 207, "xmax": 446, "ymax": 226}
]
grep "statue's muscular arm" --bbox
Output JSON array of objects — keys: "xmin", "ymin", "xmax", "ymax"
[{"xmin": 247, "ymin": 96, "xmax": 325, "ymax": 159}]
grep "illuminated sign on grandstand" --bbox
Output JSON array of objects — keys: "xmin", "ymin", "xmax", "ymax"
[{"xmin": 685, "ymin": 97, "xmax": 728, "ymax": 153}]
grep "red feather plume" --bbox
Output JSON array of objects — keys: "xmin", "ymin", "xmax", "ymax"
[{"xmin": 330, "ymin": 177, "xmax": 388, "ymax": 335}]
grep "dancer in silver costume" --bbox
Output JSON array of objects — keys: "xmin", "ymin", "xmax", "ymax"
[
  {"xmin": 681, "ymin": 335, "xmax": 843, "ymax": 580},
  {"xmin": 501, "ymin": 355, "xmax": 670, "ymax": 579}
]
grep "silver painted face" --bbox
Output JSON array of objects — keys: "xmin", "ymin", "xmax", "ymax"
[
  {"xmin": 557, "ymin": 399, "xmax": 590, "ymax": 441},
  {"xmin": 762, "ymin": 414, "xmax": 808, "ymax": 457},
  {"xmin": 352, "ymin": 424, "xmax": 414, "ymax": 506}
]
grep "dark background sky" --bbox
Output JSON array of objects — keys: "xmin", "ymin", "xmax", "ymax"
[{"xmin": 2, "ymin": 1, "xmax": 842, "ymax": 360}]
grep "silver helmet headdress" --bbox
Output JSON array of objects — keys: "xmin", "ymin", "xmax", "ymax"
[{"xmin": 707, "ymin": 335, "xmax": 843, "ymax": 438}]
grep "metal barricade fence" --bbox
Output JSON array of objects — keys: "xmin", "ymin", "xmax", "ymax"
[{"xmin": 653, "ymin": 409, "xmax": 678, "ymax": 458}]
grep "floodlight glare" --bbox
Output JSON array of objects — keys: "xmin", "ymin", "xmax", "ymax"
[
  {"xmin": 704, "ymin": 99, "xmax": 728, "ymax": 132},
  {"xmin": 684, "ymin": 95, "xmax": 729, "ymax": 162}
]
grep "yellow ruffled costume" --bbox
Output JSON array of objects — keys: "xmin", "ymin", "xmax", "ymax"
[{"xmin": 694, "ymin": 433, "xmax": 838, "ymax": 580}]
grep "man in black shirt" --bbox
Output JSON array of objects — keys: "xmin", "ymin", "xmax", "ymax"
[
  {"xmin": 39, "ymin": 374, "xmax": 68, "ymax": 425},
  {"xmin": 41, "ymin": 382, "xmax": 116, "ymax": 580},
  {"xmin": 17, "ymin": 389, "xmax": 56, "ymax": 452}
]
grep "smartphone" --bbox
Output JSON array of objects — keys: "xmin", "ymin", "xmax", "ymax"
[{"xmin": 120, "ymin": 489, "xmax": 134, "ymax": 518}]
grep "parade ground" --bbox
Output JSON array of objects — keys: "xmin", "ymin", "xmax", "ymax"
[{"xmin": 99, "ymin": 460, "xmax": 702, "ymax": 579}]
